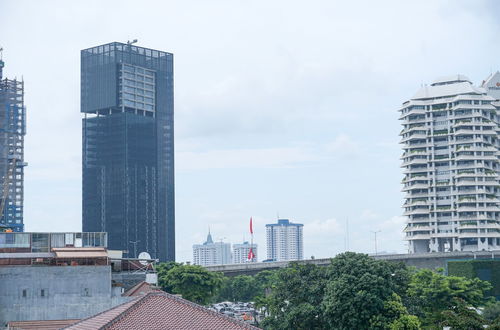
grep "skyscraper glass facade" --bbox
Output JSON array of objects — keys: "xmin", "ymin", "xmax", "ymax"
[{"xmin": 81, "ymin": 42, "xmax": 174, "ymax": 261}]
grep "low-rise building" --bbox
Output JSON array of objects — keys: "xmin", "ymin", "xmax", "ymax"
[{"xmin": 0, "ymin": 232, "xmax": 142, "ymax": 326}]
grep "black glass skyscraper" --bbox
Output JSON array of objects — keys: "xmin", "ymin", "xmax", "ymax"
[{"xmin": 81, "ymin": 42, "xmax": 174, "ymax": 261}]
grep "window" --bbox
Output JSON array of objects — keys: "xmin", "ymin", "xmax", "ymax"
[{"xmin": 22, "ymin": 289, "xmax": 27, "ymax": 298}]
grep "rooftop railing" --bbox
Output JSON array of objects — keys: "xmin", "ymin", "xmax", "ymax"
[{"xmin": 0, "ymin": 232, "xmax": 107, "ymax": 252}]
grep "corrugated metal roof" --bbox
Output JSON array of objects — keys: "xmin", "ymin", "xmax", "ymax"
[{"xmin": 52, "ymin": 248, "xmax": 108, "ymax": 258}]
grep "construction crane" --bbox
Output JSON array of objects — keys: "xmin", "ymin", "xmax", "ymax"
[{"xmin": 0, "ymin": 157, "xmax": 17, "ymax": 223}]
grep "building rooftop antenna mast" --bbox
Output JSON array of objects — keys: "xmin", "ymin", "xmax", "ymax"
[{"xmin": 0, "ymin": 47, "xmax": 3, "ymax": 61}]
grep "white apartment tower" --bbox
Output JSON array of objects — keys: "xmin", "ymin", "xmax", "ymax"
[
  {"xmin": 233, "ymin": 242, "xmax": 258, "ymax": 264},
  {"xmin": 266, "ymin": 219, "xmax": 303, "ymax": 261},
  {"xmin": 192, "ymin": 231, "xmax": 232, "ymax": 266},
  {"xmin": 400, "ymin": 74, "xmax": 500, "ymax": 253}
]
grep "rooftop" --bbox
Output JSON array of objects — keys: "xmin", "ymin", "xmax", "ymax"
[
  {"xmin": 266, "ymin": 219, "xmax": 304, "ymax": 227},
  {"xmin": 411, "ymin": 80, "xmax": 486, "ymax": 100},
  {"xmin": 65, "ymin": 291, "xmax": 260, "ymax": 330},
  {"xmin": 431, "ymin": 74, "xmax": 471, "ymax": 86}
]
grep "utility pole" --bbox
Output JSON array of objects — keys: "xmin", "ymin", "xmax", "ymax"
[{"xmin": 371, "ymin": 230, "xmax": 381, "ymax": 255}]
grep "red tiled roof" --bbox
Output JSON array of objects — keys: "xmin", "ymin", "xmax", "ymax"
[
  {"xmin": 7, "ymin": 319, "xmax": 80, "ymax": 329},
  {"xmin": 64, "ymin": 291, "xmax": 260, "ymax": 330}
]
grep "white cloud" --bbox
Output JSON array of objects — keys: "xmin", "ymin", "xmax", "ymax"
[{"xmin": 1, "ymin": 0, "xmax": 499, "ymax": 261}]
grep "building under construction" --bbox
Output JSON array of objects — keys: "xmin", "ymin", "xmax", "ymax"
[{"xmin": 0, "ymin": 56, "xmax": 26, "ymax": 232}]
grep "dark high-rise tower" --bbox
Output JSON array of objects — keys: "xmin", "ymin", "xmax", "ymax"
[
  {"xmin": 81, "ymin": 42, "xmax": 174, "ymax": 261},
  {"xmin": 0, "ymin": 56, "xmax": 26, "ymax": 232}
]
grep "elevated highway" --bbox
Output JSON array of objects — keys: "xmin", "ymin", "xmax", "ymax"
[{"xmin": 205, "ymin": 251, "xmax": 500, "ymax": 277}]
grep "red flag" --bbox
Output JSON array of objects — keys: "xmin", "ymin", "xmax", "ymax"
[
  {"xmin": 249, "ymin": 217, "xmax": 253, "ymax": 234},
  {"xmin": 248, "ymin": 247, "xmax": 255, "ymax": 260}
]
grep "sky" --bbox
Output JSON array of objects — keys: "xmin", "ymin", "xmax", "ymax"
[{"xmin": 1, "ymin": 0, "xmax": 500, "ymax": 262}]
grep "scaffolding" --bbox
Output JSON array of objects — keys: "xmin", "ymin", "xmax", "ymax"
[{"xmin": 0, "ymin": 59, "xmax": 26, "ymax": 232}]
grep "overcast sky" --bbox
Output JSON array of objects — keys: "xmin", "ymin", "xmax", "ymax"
[{"xmin": 1, "ymin": 0, "xmax": 500, "ymax": 262}]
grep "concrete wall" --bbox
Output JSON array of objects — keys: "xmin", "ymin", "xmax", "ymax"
[
  {"xmin": 111, "ymin": 272, "xmax": 148, "ymax": 290},
  {"xmin": 0, "ymin": 266, "xmax": 129, "ymax": 326}
]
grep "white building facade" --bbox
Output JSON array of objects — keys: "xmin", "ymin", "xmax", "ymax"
[
  {"xmin": 400, "ymin": 74, "xmax": 500, "ymax": 253},
  {"xmin": 266, "ymin": 219, "xmax": 303, "ymax": 261},
  {"xmin": 192, "ymin": 232, "xmax": 232, "ymax": 266},
  {"xmin": 233, "ymin": 242, "xmax": 258, "ymax": 264}
]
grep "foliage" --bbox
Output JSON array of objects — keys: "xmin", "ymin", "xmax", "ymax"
[
  {"xmin": 388, "ymin": 315, "xmax": 421, "ymax": 330},
  {"xmin": 483, "ymin": 301, "xmax": 500, "ymax": 322},
  {"xmin": 216, "ymin": 270, "xmax": 277, "ymax": 303},
  {"xmin": 448, "ymin": 260, "xmax": 500, "ymax": 298},
  {"xmin": 406, "ymin": 268, "xmax": 491, "ymax": 326},
  {"xmin": 439, "ymin": 298, "xmax": 486, "ymax": 330},
  {"xmin": 322, "ymin": 252, "xmax": 411, "ymax": 329},
  {"xmin": 159, "ymin": 263, "xmax": 223, "ymax": 305},
  {"xmin": 370, "ymin": 293, "xmax": 417, "ymax": 329},
  {"xmin": 261, "ymin": 262, "xmax": 329, "ymax": 330},
  {"xmin": 156, "ymin": 261, "xmax": 181, "ymax": 292},
  {"xmin": 217, "ymin": 275, "xmax": 256, "ymax": 302}
]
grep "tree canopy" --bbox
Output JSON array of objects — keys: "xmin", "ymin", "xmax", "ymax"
[
  {"xmin": 156, "ymin": 254, "xmax": 495, "ymax": 329},
  {"xmin": 157, "ymin": 262, "xmax": 223, "ymax": 305}
]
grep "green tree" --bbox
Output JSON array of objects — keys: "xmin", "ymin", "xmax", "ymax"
[
  {"xmin": 482, "ymin": 301, "xmax": 500, "ymax": 322},
  {"xmin": 161, "ymin": 264, "xmax": 223, "ymax": 305},
  {"xmin": 389, "ymin": 314, "xmax": 421, "ymax": 330},
  {"xmin": 261, "ymin": 263, "xmax": 328, "ymax": 330},
  {"xmin": 439, "ymin": 297, "xmax": 486, "ymax": 330},
  {"xmin": 231, "ymin": 275, "xmax": 257, "ymax": 301},
  {"xmin": 406, "ymin": 269, "xmax": 491, "ymax": 325},
  {"xmin": 322, "ymin": 252, "xmax": 411, "ymax": 329},
  {"xmin": 370, "ymin": 293, "xmax": 420, "ymax": 329},
  {"xmin": 156, "ymin": 261, "xmax": 181, "ymax": 292}
]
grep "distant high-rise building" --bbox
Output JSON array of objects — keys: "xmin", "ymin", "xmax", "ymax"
[
  {"xmin": 400, "ymin": 74, "xmax": 500, "ymax": 253},
  {"xmin": 266, "ymin": 219, "xmax": 303, "ymax": 261},
  {"xmin": 233, "ymin": 241, "xmax": 258, "ymax": 264},
  {"xmin": 192, "ymin": 231, "xmax": 232, "ymax": 266},
  {"xmin": 0, "ymin": 57, "xmax": 26, "ymax": 232},
  {"xmin": 81, "ymin": 42, "xmax": 175, "ymax": 261}
]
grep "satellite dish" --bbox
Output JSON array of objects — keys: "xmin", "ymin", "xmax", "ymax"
[{"xmin": 138, "ymin": 252, "xmax": 151, "ymax": 266}]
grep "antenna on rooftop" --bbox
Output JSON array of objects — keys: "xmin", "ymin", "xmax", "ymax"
[
  {"xmin": 127, "ymin": 39, "xmax": 138, "ymax": 46},
  {"xmin": 0, "ymin": 47, "xmax": 3, "ymax": 61}
]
